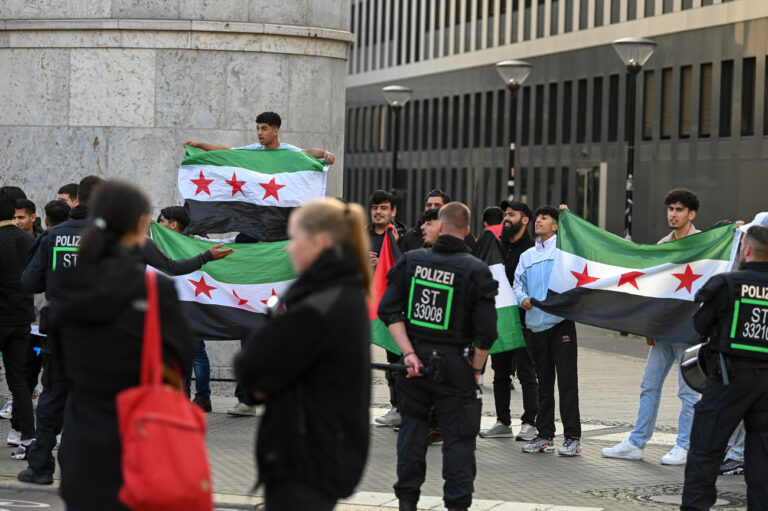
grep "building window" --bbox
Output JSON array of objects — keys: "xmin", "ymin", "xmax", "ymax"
[
  {"xmin": 509, "ymin": 87, "xmax": 518, "ymax": 143},
  {"xmin": 452, "ymin": 95, "xmax": 460, "ymax": 147},
  {"xmin": 579, "ymin": 0, "xmax": 588, "ymax": 29},
  {"xmin": 642, "ymin": 70, "xmax": 655, "ymax": 140},
  {"xmin": 497, "ymin": 89, "xmax": 506, "ymax": 147},
  {"xmin": 564, "ymin": 0, "xmax": 574, "ymax": 33},
  {"xmin": 682, "ymin": 0, "xmax": 693, "ymax": 9},
  {"xmin": 594, "ymin": 0, "xmax": 604, "ymax": 27},
  {"xmin": 430, "ymin": 98, "xmax": 438, "ymax": 149},
  {"xmin": 610, "ymin": 0, "xmax": 619, "ymax": 23},
  {"xmin": 463, "ymin": 93, "xmax": 471, "ymax": 147},
  {"xmin": 473, "ymin": 92, "xmax": 482, "ymax": 147},
  {"xmin": 551, "ymin": 0, "xmax": 559, "ymax": 35},
  {"xmin": 419, "ymin": 100, "xmax": 427, "ymax": 149},
  {"xmin": 485, "ymin": 91, "xmax": 494, "ymax": 147},
  {"xmin": 627, "ymin": 0, "xmax": 637, "ymax": 20},
  {"xmin": 380, "ymin": 105, "xmax": 388, "ymax": 151},
  {"xmin": 402, "ymin": 102, "xmax": 411, "ymax": 150},
  {"xmin": 576, "ymin": 78, "xmax": 587, "ymax": 143},
  {"xmin": 521, "ymin": 86, "xmax": 531, "ymax": 146},
  {"xmin": 764, "ymin": 57, "xmax": 768, "ymax": 135},
  {"xmin": 511, "ymin": 0, "xmax": 520, "ymax": 42},
  {"xmin": 537, "ymin": 0, "xmax": 545, "ymax": 37},
  {"xmin": 546, "ymin": 167, "xmax": 556, "ymax": 204},
  {"xmin": 679, "ymin": 66, "xmax": 692, "ymax": 139},
  {"xmin": 645, "ymin": 0, "xmax": 654, "ymax": 17},
  {"xmin": 548, "ymin": 83, "xmax": 558, "ymax": 144},
  {"xmin": 563, "ymin": 80, "xmax": 573, "ymax": 143},
  {"xmin": 699, "ymin": 63, "xmax": 712, "ymax": 137},
  {"xmin": 519, "ymin": 166, "xmax": 528, "ymax": 203},
  {"xmin": 741, "ymin": 57, "xmax": 756, "ymax": 136},
  {"xmin": 660, "ymin": 68, "xmax": 673, "ymax": 139},
  {"xmin": 524, "ymin": 0, "xmax": 532, "ymax": 41},
  {"xmin": 663, "ymin": 0, "xmax": 673, "ymax": 14},
  {"xmin": 561, "ymin": 167, "xmax": 570, "ymax": 205},
  {"xmin": 441, "ymin": 96, "xmax": 449, "ymax": 149},
  {"xmin": 608, "ymin": 74, "xmax": 619, "ymax": 142},
  {"xmin": 533, "ymin": 167, "xmax": 541, "ymax": 204},
  {"xmin": 534, "ymin": 84, "xmax": 544, "ymax": 145},
  {"xmin": 592, "ymin": 76, "xmax": 603, "ymax": 142},
  {"xmin": 719, "ymin": 59, "xmax": 734, "ymax": 137}
]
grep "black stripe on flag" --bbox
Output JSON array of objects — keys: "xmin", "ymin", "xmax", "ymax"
[
  {"xmin": 185, "ymin": 199, "xmax": 293, "ymax": 241},
  {"xmin": 181, "ymin": 301, "xmax": 268, "ymax": 340},
  {"xmin": 532, "ymin": 288, "xmax": 700, "ymax": 344}
]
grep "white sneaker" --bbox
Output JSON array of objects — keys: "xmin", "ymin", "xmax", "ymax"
[
  {"xmin": 6, "ymin": 428, "xmax": 21, "ymax": 447},
  {"xmin": 374, "ymin": 407, "xmax": 401, "ymax": 426},
  {"xmin": 226, "ymin": 402, "xmax": 256, "ymax": 417},
  {"xmin": 661, "ymin": 445, "xmax": 688, "ymax": 465},
  {"xmin": 0, "ymin": 400, "xmax": 13, "ymax": 419},
  {"xmin": 601, "ymin": 438, "xmax": 644, "ymax": 460}
]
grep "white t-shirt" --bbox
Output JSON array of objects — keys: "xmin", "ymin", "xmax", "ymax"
[{"xmin": 233, "ymin": 143, "xmax": 302, "ymax": 151}]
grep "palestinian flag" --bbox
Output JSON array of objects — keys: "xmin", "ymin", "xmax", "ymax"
[
  {"xmin": 533, "ymin": 210, "xmax": 739, "ymax": 344},
  {"xmin": 369, "ymin": 225, "xmax": 402, "ymax": 355},
  {"xmin": 476, "ymin": 229, "xmax": 526, "ymax": 354},
  {"xmin": 179, "ymin": 145, "xmax": 328, "ymax": 241},
  {"xmin": 150, "ymin": 222, "xmax": 295, "ymax": 340}
]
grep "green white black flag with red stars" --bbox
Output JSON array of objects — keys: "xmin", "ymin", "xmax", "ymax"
[
  {"xmin": 533, "ymin": 210, "xmax": 740, "ymax": 344},
  {"xmin": 150, "ymin": 222, "xmax": 296, "ymax": 340},
  {"xmin": 178, "ymin": 145, "xmax": 328, "ymax": 241}
]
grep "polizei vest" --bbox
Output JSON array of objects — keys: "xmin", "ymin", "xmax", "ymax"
[{"xmin": 711, "ymin": 267, "xmax": 768, "ymax": 360}]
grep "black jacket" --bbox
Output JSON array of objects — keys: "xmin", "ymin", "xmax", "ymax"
[
  {"xmin": 368, "ymin": 219, "xmax": 407, "ymax": 255},
  {"xmin": 22, "ymin": 205, "xmax": 88, "ymax": 297},
  {"xmin": 0, "ymin": 222, "xmax": 35, "ymax": 326},
  {"xmin": 403, "ymin": 222, "xmax": 477, "ymax": 253},
  {"xmin": 378, "ymin": 234, "xmax": 498, "ymax": 349},
  {"xmin": 694, "ymin": 261, "xmax": 768, "ymax": 361},
  {"xmin": 234, "ymin": 245, "xmax": 370, "ymax": 498},
  {"xmin": 48, "ymin": 246, "xmax": 194, "ymax": 511}
]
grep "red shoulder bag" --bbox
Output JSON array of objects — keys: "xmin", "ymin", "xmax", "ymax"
[{"xmin": 116, "ymin": 270, "xmax": 213, "ymax": 511}]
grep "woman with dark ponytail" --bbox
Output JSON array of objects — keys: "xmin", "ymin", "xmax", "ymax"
[
  {"xmin": 234, "ymin": 198, "xmax": 373, "ymax": 511},
  {"xmin": 48, "ymin": 181, "xmax": 194, "ymax": 511}
]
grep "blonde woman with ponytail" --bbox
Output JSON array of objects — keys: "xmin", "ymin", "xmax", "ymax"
[{"xmin": 234, "ymin": 198, "xmax": 372, "ymax": 511}]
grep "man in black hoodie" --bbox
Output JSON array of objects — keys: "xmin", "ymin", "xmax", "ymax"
[
  {"xmin": 478, "ymin": 200, "xmax": 539, "ymax": 442},
  {"xmin": 0, "ymin": 187, "xmax": 36, "ymax": 454}
]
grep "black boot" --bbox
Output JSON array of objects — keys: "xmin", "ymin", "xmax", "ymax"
[
  {"xmin": 399, "ymin": 501, "xmax": 418, "ymax": 511},
  {"xmin": 18, "ymin": 468, "xmax": 53, "ymax": 485}
]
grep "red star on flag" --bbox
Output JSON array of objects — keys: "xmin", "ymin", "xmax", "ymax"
[
  {"xmin": 225, "ymin": 172, "xmax": 246, "ymax": 196},
  {"xmin": 571, "ymin": 264, "xmax": 600, "ymax": 287},
  {"xmin": 232, "ymin": 289, "xmax": 248, "ymax": 306},
  {"xmin": 618, "ymin": 271, "xmax": 645, "ymax": 290},
  {"xmin": 188, "ymin": 275, "xmax": 216, "ymax": 299},
  {"xmin": 191, "ymin": 170, "xmax": 214, "ymax": 196},
  {"xmin": 260, "ymin": 289, "xmax": 278, "ymax": 305},
  {"xmin": 259, "ymin": 177, "xmax": 286, "ymax": 201},
  {"xmin": 672, "ymin": 264, "xmax": 703, "ymax": 294}
]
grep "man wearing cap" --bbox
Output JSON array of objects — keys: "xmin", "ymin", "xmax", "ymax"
[{"xmin": 479, "ymin": 200, "xmax": 539, "ymax": 441}]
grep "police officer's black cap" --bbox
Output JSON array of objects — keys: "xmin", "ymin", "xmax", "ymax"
[{"xmin": 500, "ymin": 200, "xmax": 533, "ymax": 222}]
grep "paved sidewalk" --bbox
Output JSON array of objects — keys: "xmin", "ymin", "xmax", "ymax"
[{"xmin": 0, "ymin": 325, "xmax": 749, "ymax": 510}]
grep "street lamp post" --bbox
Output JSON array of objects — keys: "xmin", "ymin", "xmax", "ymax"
[
  {"xmin": 612, "ymin": 37, "xmax": 657, "ymax": 240},
  {"xmin": 381, "ymin": 85, "xmax": 413, "ymax": 202},
  {"xmin": 495, "ymin": 60, "xmax": 532, "ymax": 201}
]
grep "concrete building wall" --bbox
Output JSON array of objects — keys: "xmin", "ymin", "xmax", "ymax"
[{"xmin": 0, "ymin": 0, "xmax": 352, "ymax": 215}]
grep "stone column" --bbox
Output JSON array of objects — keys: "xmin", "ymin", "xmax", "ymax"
[{"xmin": 0, "ymin": 0, "xmax": 352, "ymax": 211}]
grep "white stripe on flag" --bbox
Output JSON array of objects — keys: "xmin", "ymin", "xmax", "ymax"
[
  {"xmin": 179, "ymin": 164, "xmax": 327, "ymax": 206},
  {"xmin": 489, "ymin": 263, "xmax": 518, "ymax": 308},
  {"xmin": 169, "ymin": 269, "xmax": 295, "ymax": 313},
  {"xmin": 550, "ymin": 249, "xmax": 730, "ymax": 300}
]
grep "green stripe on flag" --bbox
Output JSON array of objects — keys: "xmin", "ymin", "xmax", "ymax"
[
  {"xmin": 150, "ymin": 222, "xmax": 295, "ymax": 285},
  {"xmin": 557, "ymin": 210, "xmax": 735, "ymax": 269},
  {"xmin": 183, "ymin": 145, "xmax": 325, "ymax": 174},
  {"xmin": 371, "ymin": 318, "xmax": 401, "ymax": 355},
  {"xmin": 489, "ymin": 305, "xmax": 526, "ymax": 354}
]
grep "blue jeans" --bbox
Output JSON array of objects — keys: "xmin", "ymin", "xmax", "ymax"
[
  {"xmin": 628, "ymin": 340, "xmax": 699, "ymax": 449},
  {"xmin": 185, "ymin": 340, "xmax": 211, "ymax": 400},
  {"xmin": 726, "ymin": 421, "xmax": 745, "ymax": 461}
]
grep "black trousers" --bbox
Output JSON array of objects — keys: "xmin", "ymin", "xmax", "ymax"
[
  {"xmin": 682, "ymin": 366, "xmax": 768, "ymax": 510},
  {"xmin": 385, "ymin": 350, "xmax": 401, "ymax": 408},
  {"xmin": 395, "ymin": 351, "xmax": 481, "ymax": 508},
  {"xmin": 26, "ymin": 334, "xmax": 44, "ymax": 393},
  {"xmin": 529, "ymin": 320, "xmax": 581, "ymax": 440},
  {"xmin": 264, "ymin": 480, "xmax": 336, "ymax": 511},
  {"xmin": 27, "ymin": 352, "xmax": 67, "ymax": 476},
  {"xmin": 0, "ymin": 325, "xmax": 35, "ymax": 440},
  {"xmin": 491, "ymin": 330, "xmax": 538, "ymax": 426}
]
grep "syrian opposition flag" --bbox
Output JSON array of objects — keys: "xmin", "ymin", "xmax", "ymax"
[
  {"xmin": 179, "ymin": 145, "xmax": 328, "ymax": 241},
  {"xmin": 369, "ymin": 225, "xmax": 402, "ymax": 355},
  {"xmin": 475, "ymin": 229, "xmax": 527, "ymax": 354},
  {"xmin": 150, "ymin": 222, "xmax": 295, "ymax": 340},
  {"xmin": 533, "ymin": 210, "xmax": 739, "ymax": 344}
]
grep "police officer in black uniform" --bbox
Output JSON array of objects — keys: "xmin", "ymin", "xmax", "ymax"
[
  {"xmin": 378, "ymin": 202, "xmax": 498, "ymax": 511},
  {"xmin": 682, "ymin": 225, "xmax": 768, "ymax": 510}
]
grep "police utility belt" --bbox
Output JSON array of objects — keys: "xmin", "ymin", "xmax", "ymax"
[{"xmin": 411, "ymin": 339, "xmax": 470, "ymax": 355}]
